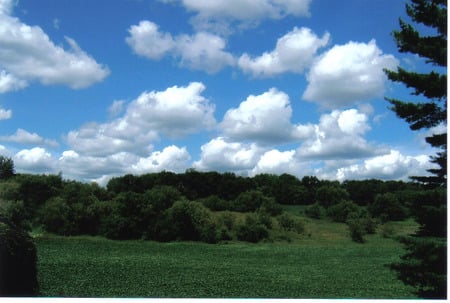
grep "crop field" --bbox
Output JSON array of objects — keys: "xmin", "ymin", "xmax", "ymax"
[{"xmin": 35, "ymin": 219, "xmax": 418, "ymax": 299}]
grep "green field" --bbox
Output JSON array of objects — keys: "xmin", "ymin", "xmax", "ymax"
[{"xmin": 35, "ymin": 219, "xmax": 418, "ymax": 298}]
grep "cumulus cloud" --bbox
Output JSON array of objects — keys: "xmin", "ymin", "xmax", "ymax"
[
  {"xmin": 221, "ymin": 88, "xmax": 314, "ymax": 144},
  {"xmin": 296, "ymin": 109, "xmax": 382, "ymax": 159},
  {"xmin": 67, "ymin": 82, "xmax": 215, "ymax": 156},
  {"xmin": 0, "ymin": 128, "xmax": 59, "ymax": 147},
  {"xmin": 193, "ymin": 137, "xmax": 263, "ymax": 172},
  {"xmin": 13, "ymin": 147, "xmax": 56, "ymax": 173},
  {"xmin": 303, "ymin": 39, "xmax": 398, "ymax": 108},
  {"xmin": 250, "ymin": 149, "xmax": 304, "ymax": 176},
  {"xmin": 0, "ymin": 70, "xmax": 27, "ymax": 93},
  {"xmin": 59, "ymin": 150, "xmax": 140, "ymax": 182},
  {"xmin": 126, "ymin": 21, "xmax": 235, "ymax": 73},
  {"xmin": 176, "ymin": 31, "xmax": 235, "ymax": 73},
  {"xmin": 0, "ymin": 106, "xmax": 12, "ymax": 120},
  {"xmin": 0, "ymin": 1, "xmax": 109, "ymax": 89},
  {"xmin": 168, "ymin": 0, "xmax": 312, "ymax": 32},
  {"xmin": 126, "ymin": 21, "xmax": 175, "ymax": 59},
  {"xmin": 129, "ymin": 145, "xmax": 191, "ymax": 175},
  {"xmin": 334, "ymin": 150, "xmax": 432, "ymax": 181},
  {"xmin": 238, "ymin": 27, "xmax": 329, "ymax": 77}
]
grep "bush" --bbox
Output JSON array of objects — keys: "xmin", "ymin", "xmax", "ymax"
[
  {"xmin": 217, "ymin": 211, "xmax": 236, "ymax": 231},
  {"xmin": 0, "ymin": 218, "xmax": 38, "ymax": 296},
  {"xmin": 236, "ymin": 214, "xmax": 269, "ymax": 243},
  {"xmin": 347, "ymin": 218, "xmax": 366, "ymax": 243},
  {"xmin": 304, "ymin": 203, "xmax": 324, "ymax": 219},
  {"xmin": 326, "ymin": 200, "xmax": 360, "ymax": 223},
  {"xmin": 369, "ymin": 193, "xmax": 408, "ymax": 222},
  {"xmin": 233, "ymin": 190, "xmax": 271, "ymax": 212},
  {"xmin": 38, "ymin": 197, "xmax": 72, "ymax": 235},
  {"xmin": 276, "ymin": 212, "xmax": 305, "ymax": 234},
  {"xmin": 200, "ymin": 195, "xmax": 231, "ymax": 211},
  {"xmin": 0, "ymin": 200, "xmax": 31, "ymax": 231},
  {"xmin": 166, "ymin": 200, "xmax": 218, "ymax": 243},
  {"xmin": 315, "ymin": 184, "xmax": 350, "ymax": 207}
]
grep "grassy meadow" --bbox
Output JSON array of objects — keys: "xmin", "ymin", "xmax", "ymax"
[{"xmin": 35, "ymin": 215, "xmax": 418, "ymax": 298}]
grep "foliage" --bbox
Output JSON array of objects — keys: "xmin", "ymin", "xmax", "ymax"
[
  {"xmin": 276, "ymin": 212, "xmax": 305, "ymax": 234},
  {"xmin": 385, "ymin": 0, "xmax": 447, "ymax": 186},
  {"xmin": 315, "ymin": 184, "xmax": 350, "ymax": 207},
  {"xmin": 232, "ymin": 190, "xmax": 270, "ymax": 212},
  {"xmin": 391, "ymin": 236, "xmax": 446, "ymax": 298},
  {"xmin": 369, "ymin": 193, "xmax": 408, "ymax": 222},
  {"xmin": 326, "ymin": 200, "xmax": 361, "ymax": 223},
  {"xmin": 304, "ymin": 202, "xmax": 324, "ymax": 219},
  {"xmin": 0, "ymin": 200, "xmax": 31, "ymax": 231},
  {"xmin": 0, "ymin": 156, "xmax": 14, "ymax": 180},
  {"xmin": 347, "ymin": 218, "xmax": 367, "ymax": 243},
  {"xmin": 384, "ymin": 0, "xmax": 447, "ymax": 298},
  {"xmin": 199, "ymin": 195, "xmax": 230, "ymax": 211},
  {"xmin": 165, "ymin": 200, "xmax": 218, "ymax": 243},
  {"xmin": 236, "ymin": 214, "xmax": 269, "ymax": 243},
  {"xmin": 38, "ymin": 197, "xmax": 72, "ymax": 235},
  {"xmin": 0, "ymin": 218, "xmax": 38, "ymax": 296}
]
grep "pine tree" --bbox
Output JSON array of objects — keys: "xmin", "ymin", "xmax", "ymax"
[{"xmin": 384, "ymin": 0, "xmax": 447, "ymax": 298}]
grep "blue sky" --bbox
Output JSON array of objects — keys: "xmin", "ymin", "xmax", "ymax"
[{"xmin": 0, "ymin": 0, "xmax": 444, "ymax": 184}]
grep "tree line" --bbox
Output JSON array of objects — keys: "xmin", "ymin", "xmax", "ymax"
[{"xmin": 0, "ymin": 164, "xmax": 443, "ymax": 244}]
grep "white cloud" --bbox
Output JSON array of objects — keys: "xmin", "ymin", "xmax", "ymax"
[
  {"xmin": 0, "ymin": 70, "xmax": 27, "ymax": 93},
  {"xmin": 59, "ymin": 150, "xmax": 140, "ymax": 182},
  {"xmin": 296, "ymin": 109, "xmax": 382, "ymax": 159},
  {"xmin": 0, "ymin": 106, "xmax": 12, "ymax": 120},
  {"xmin": 67, "ymin": 82, "xmax": 216, "ymax": 156},
  {"xmin": 176, "ymin": 31, "xmax": 235, "ymax": 73},
  {"xmin": 334, "ymin": 150, "xmax": 433, "ymax": 181},
  {"xmin": 126, "ymin": 21, "xmax": 235, "ymax": 73},
  {"xmin": 0, "ymin": 3, "xmax": 109, "ymax": 89},
  {"xmin": 250, "ymin": 149, "xmax": 303, "ymax": 176},
  {"xmin": 58, "ymin": 146, "xmax": 191, "ymax": 184},
  {"xmin": 193, "ymin": 137, "xmax": 263, "ymax": 172},
  {"xmin": 238, "ymin": 27, "xmax": 329, "ymax": 77},
  {"xmin": 0, "ymin": 0, "xmax": 13, "ymax": 15},
  {"xmin": 14, "ymin": 147, "xmax": 56, "ymax": 173},
  {"xmin": 126, "ymin": 20, "xmax": 175, "ymax": 59},
  {"xmin": 303, "ymin": 39, "xmax": 398, "ymax": 108},
  {"xmin": 0, "ymin": 128, "xmax": 59, "ymax": 147},
  {"xmin": 126, "ymin": 82, "xmax": 216, "ymax": 137},
  {"xmin": 170, "ymin": 0, "xmax": 312, "ymax": 32},
  {"xmin": 221, "ymin": 88, "xmax": 314, "ymax": 144},
  {"xmin": 129, "ymin": 145, "xmax": 191, "ymax": 175},
  {"xmin": 108, "ymin": 100, "xmax": 126, "ymax": 118}
]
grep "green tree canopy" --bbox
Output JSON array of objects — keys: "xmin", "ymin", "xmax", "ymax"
[{"xmin": 384, "ymin": 0, "xmax": 447, "ymax": 298}]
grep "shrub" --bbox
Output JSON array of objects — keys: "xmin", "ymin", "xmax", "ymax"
[
  {"xmin": 347, "ymin": 218, "xmax": 366, "ymax": 243},
  {"xmin": 200, "ymin": 195, "xmax": 231, "ymax": 211},
  {"xmin": 236, "ymin": 214, "xmax": 269, "ymax": 243},
  {"xmin": 0, "ymin": 200, "xmax": 31, "ymax": 231},
  {"xmin": 276, "ymin": 212, "xmax": 305, "ymax": 234},
  {"xmin": 304, "ymin": 203, "xmax": 324, "ymax": 219},
  {"xmin": 326, "ymin": 200, "xmax": 360, "ymax": 223},
  {"xmin": 217, "ymin": 211, "xmax": 236, "ymax": 231},
  {"xmin": 38, "ymin": 197, "xmax": 72, "ymax": 235},
  {"xmin": 233, "ymin": 190, "xmax": 270, "ymax": 212},
  {"xmin": 0, "ymin": 218, "xmax": 38, "ymax": 296},
  {"xmin": 369, "ymin": 193, "xmax": 408, "ymax": 222},
  {"xmin": 256, "ymin": 211, "xmax": 273, "ymax": 229},
  {"xmin": 167, "ymin": 200, "xmax": 218, "ymax": 243},
  {"xmin": 315, "ymin": 184, "xmax": 350, "ymax": 207}
]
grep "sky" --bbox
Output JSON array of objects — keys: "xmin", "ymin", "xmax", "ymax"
[{"xmin": 0, "ymin": 0, "xmax": 445, "ymax": 185}]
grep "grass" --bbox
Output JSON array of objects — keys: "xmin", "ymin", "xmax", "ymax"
[{"xmin": 35, "ymin": 217, "xmax": 418, "ymax": 298}]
